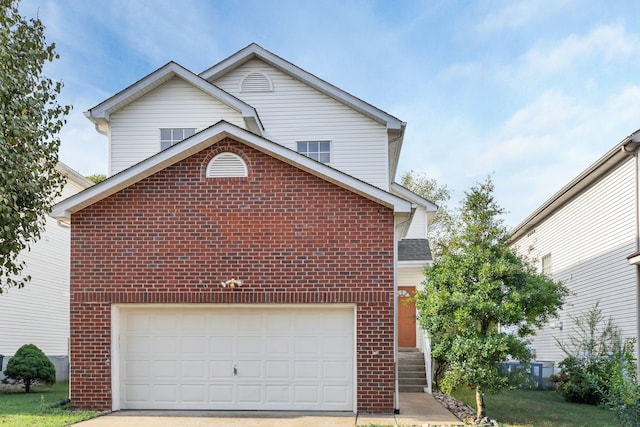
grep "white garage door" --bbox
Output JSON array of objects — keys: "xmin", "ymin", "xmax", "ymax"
[{"xmin": 117, "ymin": 305, "xmax": 354, "ymax": 411}]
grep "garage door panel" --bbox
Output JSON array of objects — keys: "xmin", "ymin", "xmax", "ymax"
[
  {"xmin": 294, "ymin": 361, "xmax": 319, "ymax": 378},
  {"xmin": 152, "ymin": 360, "xmax": 177, "ymax": 378},
  {"xmin": 265, "ymin": 336, "xmax": 289, "ymax": 353},
  {"xmin": 294, "ymin": 336, "xmax": 318, "ymax": 353},
  {"xmin": 152, "ymin": 336, "xmax": 179, "ymax": 352},
  {"xmin": 237, "ymin": 336, "xmax": 262, "ymax": 353},
  {"xmin": 294, "ymin": 385, "xmax": 319, "ymax": 403},
  {"xmin": 265, "ymin": 360, "xmax": 289, "ymax": 378},
  {"xmin": 126, "ymin": 384, "xmax": 149, "ymax": 402},
  {"xmin": 237, "ymin": 360, "xmax": 261, "ymax": 377},
  {"xmin": 119, "ymin": 306, "xmax": 354, "ymax": 411},
  {"xmin": 210, "ymin": 336, "xmax": 234, "ymax": 353},
  {"xmin": 126, "ymin": 360, "xmax": 150, "ymax": 378},
  {"xmin": 153, "ymin": 314, "xmax": 179, "ymax": 331},
  {"xmin": 181, "ymin": 384, "xmax": 205, "ymax": 402},
  {"xmin": 182, "ymin": 336, "xmax": 206, "ymax": 353},
  {"xmin": 210, "ymin": 384, "xmax": 233, "ymax": 402},
  {"xmin": 237, "ymin": 385, "xmax": 261, "ymax": 402},
  {"xmin": 324, "ymin": 360, "xmax": 348, "ymax": 379},
  {"xmin": 266, "ymin": 384, "xmax": 290, "ymax": 403},
  {"xmin": 182, "ymin": 360, "xmax": 206, "ymax": 377},
  {"xmin": 210, "ymin": 360, "xmax": 233, "ymax": 378}
]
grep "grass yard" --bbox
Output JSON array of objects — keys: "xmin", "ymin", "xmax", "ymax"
[
  {"xmin": 0, "ymin": 381, "xmax": 100, "ymax": 427},
  {"xmin": 452, "ymin": 387, "xmax": 618, "ymax": 427}
]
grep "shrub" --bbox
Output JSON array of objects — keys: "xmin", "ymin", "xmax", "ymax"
[
  {"xmin": 602, "ymin": 339, "xmax": 640, "ymax": 426},
  {"xmin": 550, "ymin": 355, "xmax": 614, "ymax": 405},
  {"xmin": 4, "ymin": 344, "xmax": 56, "ymax": 392},
  {"xmin": 549, "ymin": 302, "xmax": 622, "ymax": 405}
]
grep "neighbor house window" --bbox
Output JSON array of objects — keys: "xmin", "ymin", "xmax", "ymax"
[
  {"xmin": 541, "ymin": 253, "xmax": 552, "ymax": 276},
  {"xmin": 160, "ymin": 128, "xmax": 196, "ymax": 150},
  {"xmin": 297, "ymin": 140, "xmax": 330, "ymax": 163}
]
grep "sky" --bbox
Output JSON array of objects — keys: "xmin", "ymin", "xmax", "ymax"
[{"xmin": 17, "ymin": 0, "xmax": 640, "ymax": 227}]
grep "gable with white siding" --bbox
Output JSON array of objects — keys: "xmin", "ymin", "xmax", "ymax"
[
  {"xmin": 512, "ymin": 157, "xmax": 637, "ymax": 364},
  {"xmin": 109, "ymin": 77, "xmax": 246, "ymax": 174},
  {"xmin": 212, "ymin": 59, "xmax": 390, "ymax": 190}
]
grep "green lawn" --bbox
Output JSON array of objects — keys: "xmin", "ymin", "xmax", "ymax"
[
  {"xmin": 0, "ymin": 381, "xmax": 100, "ymax": 427},
  {"xmin": 452, "ymin": 387, "xmax": 618, "ymax": 427}
]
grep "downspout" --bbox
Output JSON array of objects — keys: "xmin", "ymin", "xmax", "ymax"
[
  {"xmin": 393, "ymin": 224, "xmax": 400, "ymax": 414},
  {"xmin": 622, "ymin": 140, "xmax": 640, "ymax": 369}
]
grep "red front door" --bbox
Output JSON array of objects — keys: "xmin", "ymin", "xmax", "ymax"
[{"xmin": 398, "ymin": 286, "xmax": 416, "ymax": 347}]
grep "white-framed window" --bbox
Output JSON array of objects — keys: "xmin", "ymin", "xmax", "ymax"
[
  {"xmin": 160, "ymin": 128, "xmax": 196, "ymax": 150},
  {"xmin": 296, "ymin": 140, "xmax": 331, "ymax": 164},
  {"xmin": 541, "ymin": 253, "xmax": 552, "ymax": 276}
]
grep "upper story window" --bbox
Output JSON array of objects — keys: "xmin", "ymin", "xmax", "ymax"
[
  {"xmin": 541, "ymin": 253, "xmax": 552, "ymax": 276},
  {"xmin": 297, "ymin": 140, "xmax": 330, "ymax": 164},
  {"xmin": 160, "ymin": 128, "xmax": 196, "ymax": 150}
]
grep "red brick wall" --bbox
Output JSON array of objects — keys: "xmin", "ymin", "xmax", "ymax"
[{"xmin": 70, "ymin": 138, "xmax": 395, "ymax": 413}]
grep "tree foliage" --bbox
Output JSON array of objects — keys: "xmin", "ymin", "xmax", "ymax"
[
  {"xmin": 4, "ymin": 343, "xmax": 56, "ymax": 392},
  {"xmin": 0, "ymin": 0, "xmax": 69, "ymax": 293},
  {"xmin": 400, "ymin": 170, "xmax": 455, "ymax": 248},
  {"xmin": 86, "ymin": 173, "xmax": 106, "ymax": 184},
  {"xmin": 415, "ymin": 177, "xmax": 568, "ymax": 420}
]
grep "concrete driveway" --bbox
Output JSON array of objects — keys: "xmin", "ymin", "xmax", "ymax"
[{"xmin": 70, "ymin": 393, "xmax": 461, "ymax": 426}]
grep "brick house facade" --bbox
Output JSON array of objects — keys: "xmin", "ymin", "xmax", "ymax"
[
  {"xmin": 55, "ymin": 44, "xmax": 434, "ymax": 414},
  {"xmin": 66, "ymin": 136, "xmax": 400, "ymax": 412}
]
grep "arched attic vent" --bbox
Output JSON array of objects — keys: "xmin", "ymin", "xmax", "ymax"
[
  {"xmin": 206, "ymin": 152, "xmax": 248, "ymax": 178},
  {"xmin": 240, "ymin": 72, "xmax": 273, "ymax": 92}
]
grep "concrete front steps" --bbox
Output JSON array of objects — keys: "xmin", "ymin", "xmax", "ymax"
[{"xmin": 398, "ymin": 347, "xmax": 428, "ymax": 393}]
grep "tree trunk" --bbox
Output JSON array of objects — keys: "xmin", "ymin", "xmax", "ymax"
[
  {"xmin": 25, "ymin": 378, "xmax": 31, "ymax": 393},
  {"xmin": 475, "ymin": 386, "xmax": 486, "ymax": 420}
]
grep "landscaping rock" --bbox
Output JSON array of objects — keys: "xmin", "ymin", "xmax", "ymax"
[{"xmin": 432, "ymin": 391, "xmax": 499, "ymax": 426}]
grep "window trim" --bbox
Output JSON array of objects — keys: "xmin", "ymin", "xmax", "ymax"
[
  {"xmin": 160, "ymin": 128, "xmax": 196, "ymax": 150},
  {"xmin": 296, "ymin": 140, "xmax": 331, "ymax": 164},
  {"xmin": 541, "ymin": 253, "xmax": 552, "ymax": 276}
]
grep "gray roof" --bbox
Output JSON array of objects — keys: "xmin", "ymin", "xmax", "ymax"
[{"xmin": 398, "ymin": 239, "xmax": 432, "ymax": 261}]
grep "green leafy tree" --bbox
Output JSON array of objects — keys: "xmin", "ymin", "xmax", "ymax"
[
  {"xmin": 415, "ymin": 177, "xmax": 568, "ymax": 420},
  {"xmin": 86, "ymin": 173, "xmax": 106, "ymax": 184},
  {"xmin": 400, "ymin": 170, "xmax": 455, "ymax": 249},
  {"xmin": 0, "ymin": 0, "xmax": 70, "ymax": 293},
  {"xmin": 4, "ymin": 343, "xmax": 56, "ymax": 392}
]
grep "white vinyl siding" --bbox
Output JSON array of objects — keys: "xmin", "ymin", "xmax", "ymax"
[
  {"xmin": 0, "ymin": 177, "xmax": 87, "ymax": 359},
  {"xmin": 212, "ymin": 59, "xmax": 390, "ymax": 190},
  {"xmin": 511, "ymin": 158, "xmax": 637, "ymax": 365},
  {"xmin": 405, "ymin": 206, "xmax": 428, "ymax": 239},
  {"xmin": 109, "ymin": 77, "xmax": 245, "ymax": 175}
]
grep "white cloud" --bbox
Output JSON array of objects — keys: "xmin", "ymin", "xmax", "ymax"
[
  {"xmin": 473, "ymin": 85, "xmax": 640, "ymax": 225},
  {"xmin": 477, "ymin": 0, "xmax": 575, "ymax": 34},
  {"xmin": 523, "ymin": 24, "xmax": 637, "ymax": 73}
]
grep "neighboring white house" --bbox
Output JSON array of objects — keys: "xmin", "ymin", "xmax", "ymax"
[
  {"xmin": 510, "ymin": 129, "xmax": 640, "ymax": 368},
  {"xmin": 0, "ymin": 162, "xmax": 92, "ymax": 380}
]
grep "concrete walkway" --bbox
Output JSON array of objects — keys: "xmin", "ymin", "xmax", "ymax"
[{"xmin": 71, "ymin": 393, "xmax": 461, "ymax": 427}]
